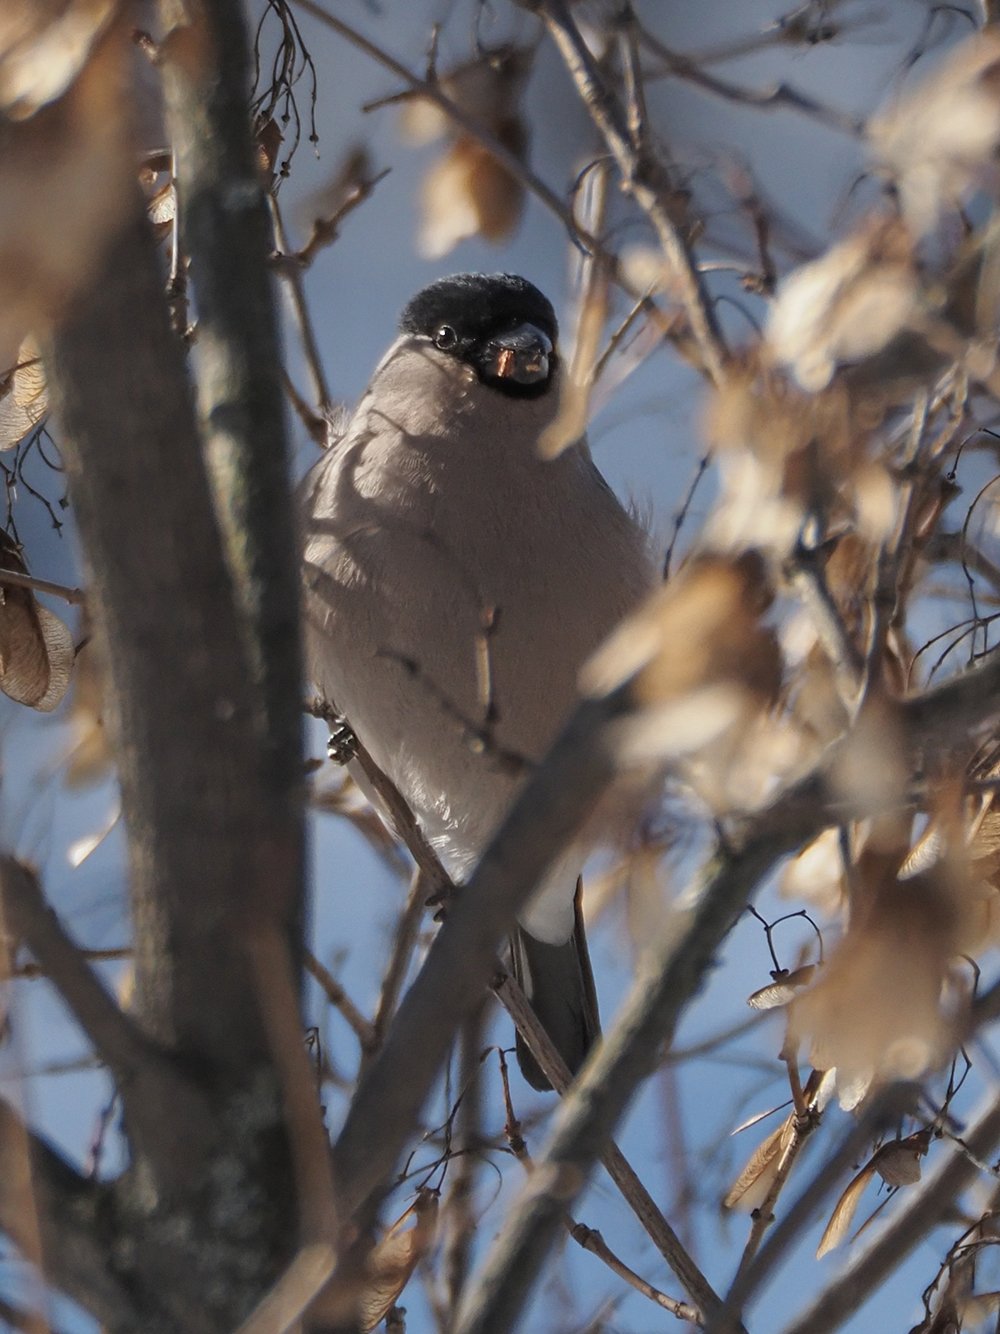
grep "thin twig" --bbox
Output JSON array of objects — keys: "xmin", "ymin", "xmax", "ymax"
[
  {"xmin": 496, "ymin": 1041, "xmax": 703, "ymax": 1323},
  {"xmin": 731, "ymin": 1116, "xmax": 810, "ymax": 1279},
  {"xmin": 785, "ymin": 541, "xmax": 864, "ymax": 708},
  {"xmin": 269, "ymin": 195, "xmax": 332, "ymax": 419},
  {"xmin": 0, "ymin": 568, "xmax": 85, "ymax": 606},
  {"xmin": 441, "ymin": 1004, "xmax": 486, "ymax": 1321},
  {"xmin": 278, "ymin": 167, "xmax": 390, "ymax": 269},
  {"xmin": 245, "ymin": 926, "xmax": 340, "ymax": 1245},
  {"xmin": 317, "ymin": 704, "xmax": 720, "ymax": 1313},
  {"xmin": 638, "ymin": 27, "xmax": 863, "ymax": 136},
  {"xmin": 663, "ymin": 449, "xmax": 711, "ymax": 580},
  {"xmin": 492, "ymin": 971, "xmax": 722, "ymax": 1323},
  {"xmin": 369, "ymin": 869, "xmax": 431, "ymax": 1057},
  {"xmin": 0, "ymin": 858, "xmax": 213, "ymax": 1185},
  {"xmin": 10, "ymin": 946, "xmax": 130, "ymax": 980},
  {"xmin": 305, "ymin": 950, "xmax": 376, "ymax": 1051},
  {"xmin": 569, "ymin": 1221, "xmax": 702, "ymax": 1323},
  {"xmin": 781, "ymin": 1093, "xmax": 1000, "ymax": 1334},
  {"xmin": 532, "ymin": 0, "xmax": 728, "ymax": 385},
  {"xmin": 292, "ymin": 0, "xmax": 674, "ymax": 340}
]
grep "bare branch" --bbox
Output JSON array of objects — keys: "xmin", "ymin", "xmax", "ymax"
[
  {"xmin": 569, "ymin": 1222, "xmax": 703, "ymax": 1323},
  {"xmin": 45, "ymin": 199, "xmax": 270, "ymax": 1072},
  {"xmin": 0, "ymin": 1293, "xmax": 64, "ymax": 1334},
  {"xmin": 160, "ymin": 0, "xmax": 306, "ymax": 926},
  {"xmin": 530, "ymin": 0, "xmax": 728, "ymax": 385},
  {"xmin": 0, "ymin": 1100, "xmax": 132, "ymax": 1329},
  {"xmin": 305, "ymin": 949, "xmax": 376, "ymax": 1052},
  {"xmin": 233, "ymin": 1243, "xmax": 336, "ymax": 1334},
  {"xmin": 493, "ymin": 972, "xmax": 723, "ymax": 1322},
  {"xmin": 450, "ymin": 646, "xmax": 1000, "ymax": 1332},
  {"xmin": 782, "ymin": 1093, "xmax": 1000, "ymax": 1334},
  {"xmin": 0, "ymin": 568, "xmax": 85, "ymax": 606},
  {"xmin": 269, "ymin": 195, "xmax": 333, "ymax": 421},
  {"xmin": 369, "ymin": 870, "xmax": 431, "ymax": 1057},
  {"xmin": 638, "ymin": 27, "xmax": 864, "ymax": 136},
  {"xmin": 0, "ymin": 857, "xmax": 212, "ymax": 1182},
  {"xmin": 2, "ymin": 858, "xmax": 154, "ymax": 1077},
  {"xmin": 331, "ymin": 686, "xmax": 627, "ymax": 1219},
  {"xmin": 319, "ymin": 704, "xmax": 719, "ymax": 1307}
]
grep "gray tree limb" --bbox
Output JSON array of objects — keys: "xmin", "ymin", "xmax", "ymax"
[
  {"xmin": 450, "ymin": 650, "xmax": 1000, "ymax": 1332},
  {"xmin": 0, "ymin": 1100, "xmax": 132, "ymax": 1329}
]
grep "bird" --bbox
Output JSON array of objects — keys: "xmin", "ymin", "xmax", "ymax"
[{"xmin": 301, "ymin": 272, "xmax": 654, "ymax": 1089}]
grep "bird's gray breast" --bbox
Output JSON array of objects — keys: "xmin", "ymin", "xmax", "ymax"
[{"xmin": 302, "ymin": 343, "xmax": 652, "ymax": 859}]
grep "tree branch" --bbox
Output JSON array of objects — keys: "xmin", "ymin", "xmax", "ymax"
[
  {"xmin": 493, "ymin": 971, "xmax": 724, "ymax": 1323},
  {"xmin": 530, "ymin": 0, "xmax": 728, "ymax": 385},
  {"xmin": 0, "ymin": 568, "xmax": 85, "ymax": 606},
  {"xmin": 0, "ymin": 857, "xmax": 211, "ymax": 1179},
  {"xmin": 159, "ymin": 0, "xmax": 305, "ymax": 939},
  {"xmin": 45, "ymin": 198, "xmax": 280, "ymax": 1080},
  {"xmin": 330, "ymin": 686, "xmax": 626, "ymax": 1216},
  {"xmin": 781, "ymin": 1093, "xmax": 1000, "ymax": 1334},
  {"xmin": 0, "ymin": 1100, "xmax": 132, "ymax": 1330},
  {"xmin": 450, "ymin": 647, "xmax": 1000, "ymax": 1332},
  {"xmin": 294, "ymin": 0, "xmax": 676, "ymax": 344}
]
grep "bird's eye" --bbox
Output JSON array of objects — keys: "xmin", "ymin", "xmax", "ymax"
[{"xmin": 434, "ymin": 325, "xmax": 458, "ymax": 350}]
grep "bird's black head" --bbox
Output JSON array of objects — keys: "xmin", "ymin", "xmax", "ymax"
[{"xmin": 399, "ymin": 273, "xmax": 559, "ymax": 399}]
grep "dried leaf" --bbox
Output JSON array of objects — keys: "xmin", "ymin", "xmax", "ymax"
[
  {"xmin": 874, "ymin": 1129, "xmax": 930, "ymax": 1188},
  {"xmin": 730, "ymin": 1103, "xmax": 792, "ymax": 1137},
  {"xmin": 780, "ymin": 827, "xmax": 845, "ymax": 917},
  {"xmin": 538, "ymin": 274, "xmax": 609, "ymax": 460},
  {"xmin": 817, "ymin": 1131, "xmax": 929, "ymax": 1258},
  {"xmin": 747, "ymin": 965, "xmax": 818, "ymax": 1011},
  {"xmin": 64, "ymin": 631, "xmax": 112, "ymax": 786},
  {"xmin": 0, "ymin": 0, "xmax": 119, "ymax": 119},
  {"xmin": 0, "ymin": 335, "xmax": 47, "ymax": 452},
  {"xmin": 704, "ymin": 365, "xmax": 874, "ymax": 560},
  {"xmin": 724, "ymin": 1114, "xmax": 795, "ymax": 1213},
  {"xmin": 583, "ymin": 553, "xmax": 781, "ymax": 773},
  {"xmin": 960, "ymin": 1290, "xmax": 1000, "ymax": 1324},
  {"xmin": 403, "ymin": 47, "xmax": 531, "ymax": 259},
  {"xmin": 30, "ymin": 607, "xmax": 74, "ymax": 711},
  {"xmin": 767, "ymin": 219, "xmax": 918, "ymax": 392},
  {"xmin": 0, "ymin": 1, "xmax": 134, "ymax": 344},
  {"xmin": 67, "ymin": 794, "xmax": 120, "ymax": 867},
  {"xmin": 358, "ymin": 1191, "xmax": 438, "ymax": 1332},
  {"xmin": 0, "ymin": 534, "xmax": 73, "ymax": 711},
  {"xmin": 870, "ymin": 30, "xmax": 1000, "ymax": 235},
  {"xmin": 400, "ymin": 47, "xmax": 530, "ymax": 146},
  {"xmin": 418, "ymin": 123, "xmax": 526, "ymax": 258},
  {"xmin": 790, "ymin": 853, "xmax": 961, "ymax": 1100},
  {"xmin": 145, "ymin": 178, "xmax": 176, "ymax": 228},
  {"xmin": 816, "ymin": 1159, "xmax": 878, "ymax": 1257}
]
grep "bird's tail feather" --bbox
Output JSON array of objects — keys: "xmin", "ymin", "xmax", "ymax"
[{"xmin": 510, "ymin": 883, "xmax": 599, "ymax": 1091}]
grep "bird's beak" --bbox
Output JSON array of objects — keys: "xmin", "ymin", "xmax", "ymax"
[{"xmin": 483, "ymin": 323, "xmax": 553, "ymax": 385}]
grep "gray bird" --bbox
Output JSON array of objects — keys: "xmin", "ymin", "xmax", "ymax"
[{"xmin": 302, "ymin": 273, "xmax": 654, "ymax": 1089}]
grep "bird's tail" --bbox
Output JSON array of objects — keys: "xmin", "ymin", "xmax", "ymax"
[{"xmin": 510, "ymin": 882, "xmax": 599, "ymax": 1091}]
